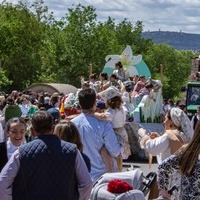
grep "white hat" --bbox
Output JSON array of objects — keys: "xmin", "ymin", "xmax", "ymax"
[
  {"xmin": 44, "ymin": 96, "xmax": 50, "ymax": 104},
  {"xmin": 98, "ymin": 86, "xmax": 121, "ymax": 101}
]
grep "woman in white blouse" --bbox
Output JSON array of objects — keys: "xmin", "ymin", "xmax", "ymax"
[
  {"xmin": 139, "ymin": 107, "xmax": 193, "ymax": 164},
  {"xmin": 138, "ymin": 107, "xmax": 194, "ymax": 199}
]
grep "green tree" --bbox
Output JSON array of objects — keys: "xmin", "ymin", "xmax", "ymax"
[
  {"xmin": 0, "ymin": 3, "xmax": 43, "ymax": 90},
  {"xmin": 145, "ymin": 43, "xmax": 193, "ymax": 98},
  {"xmin": 53, "ymin": 4, "xmax": 100, "ymax": 86},
  {"xmin": 0, "ymin": 0, "xmax": 58, "ymax": 91},
  {"xmin": 0, "ymin": 1, "xmax": 194, "ymax": 97}
]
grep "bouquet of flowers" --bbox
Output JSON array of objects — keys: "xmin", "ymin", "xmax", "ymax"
[{"xmin": 107, "ymin": 179, "xmax": 133, "ymax": 193}]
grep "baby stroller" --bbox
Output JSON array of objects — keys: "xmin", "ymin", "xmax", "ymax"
[{"xmin": 90, "ymin": 168, "xmax": 157, "ymax": 200}]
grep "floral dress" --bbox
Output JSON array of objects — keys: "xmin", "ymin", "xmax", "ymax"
[
  {"xmin": 106, "ymin": 106, "xmax": 131, "ymax": 159},
  {"xmin": 158, "ymin": 155, "xmax": 200, "ymax": 200}
]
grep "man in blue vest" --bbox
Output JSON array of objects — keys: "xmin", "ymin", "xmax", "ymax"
[{"xmin": 0, "ymin": 111, "xmax": 92, "ymax": 200}]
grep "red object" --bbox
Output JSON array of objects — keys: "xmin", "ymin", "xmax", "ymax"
[
  {"xmin": 107, "ymin": 179, "xmax": 133, "ymax": 193},
  {"xmin": 65, "ymin": 107, "xmax": 79, "ymax": 116}
]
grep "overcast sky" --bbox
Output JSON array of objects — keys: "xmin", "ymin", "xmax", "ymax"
[{"xmin": 2, "ymin": 0, "xmax": 200, "ymax": 34}]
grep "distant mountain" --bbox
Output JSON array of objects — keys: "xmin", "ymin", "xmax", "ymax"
[{"xmin": 142, "ymin": 31, "xmax": 200, "ymax": 51}]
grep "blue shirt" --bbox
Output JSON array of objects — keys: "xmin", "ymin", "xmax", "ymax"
[{"xmin": 72, "ymin": 113, "xmax": 122, "ymax": 182}]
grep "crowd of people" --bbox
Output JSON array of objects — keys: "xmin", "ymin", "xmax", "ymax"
[{"xmin": 0, "ymin": 61, "xmax": 199, "ymax": 199}]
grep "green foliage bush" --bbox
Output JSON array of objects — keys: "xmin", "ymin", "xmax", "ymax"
[{"xmin": 0, "ymin": 0, "xmax": 193, "ymax": 99}]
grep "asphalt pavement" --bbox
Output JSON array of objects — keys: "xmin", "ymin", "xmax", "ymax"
[{"xmin": 124, "ymin": 155, "xmax": 158, "ymax": 174}]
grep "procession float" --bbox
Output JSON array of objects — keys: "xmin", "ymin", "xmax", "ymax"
[{"xmin": 102, "ymin": 45, "xmax": 164, "ymax": 159}]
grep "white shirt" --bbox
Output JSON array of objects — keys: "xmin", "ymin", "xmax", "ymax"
[
  {"xmin": 106, "ymin": 106, "xmax": 127, "ymax": 128},
  {"xmin": 142, "ymin": 133, "xmax": 171, "ymax": 165},
  {"xmin": 6, "ymin": 139, "xmax": 18, "ymax": 160},
  {"xmin": 113, "ymin": 69, "xmax": 129, "ymax": 82},
  {"xmin": 122, "ymin": 92, "xmax": 134, "ymax": 113},
  {"xmin": 18, "ymin": 103, "xmax": 30, "ymax": 115},
  {"xmin": 0, "ymin": 123, "xmax": 5, "ymax": 142}
]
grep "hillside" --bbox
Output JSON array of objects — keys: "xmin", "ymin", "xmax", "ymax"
[{"xmin": 142, "ymin": 31, "xmax": 200, "ymax": 51}]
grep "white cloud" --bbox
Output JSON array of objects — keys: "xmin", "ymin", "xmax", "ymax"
[{"xmin": 1, "ymin": 0, "xmax": 200, "ymax": 33}]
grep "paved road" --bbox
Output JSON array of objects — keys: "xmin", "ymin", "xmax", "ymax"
[{"xmin": 124, "ymin": 156, "xmax": 158, "ymax": 175}]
